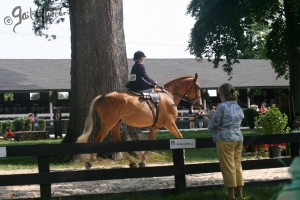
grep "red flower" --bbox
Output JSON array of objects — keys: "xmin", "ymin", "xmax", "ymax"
[{"xmin": 245, "ymin": 143, "xmax": 286, "ymax": 152}]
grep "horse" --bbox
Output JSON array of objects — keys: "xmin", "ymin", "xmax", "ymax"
[{"xmin": 77, "ymin": 73, "xmax": 202, "ymax": 168}]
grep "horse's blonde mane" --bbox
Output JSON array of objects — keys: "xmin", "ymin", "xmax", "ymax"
[{"xmin": 164, "ymin": 76, "xmax": 194, "ymax": 87}]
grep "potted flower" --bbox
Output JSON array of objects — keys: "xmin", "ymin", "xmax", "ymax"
[{"xmin": 256, "ymin": 104, "xmax": 290, "ymax": 157}]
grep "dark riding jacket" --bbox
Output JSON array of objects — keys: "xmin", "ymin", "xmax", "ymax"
[{"xmin": 126, "ymin": 61, "xmax": 156, "ymax": 91}]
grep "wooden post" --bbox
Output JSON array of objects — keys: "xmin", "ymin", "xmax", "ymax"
[
  {"xmin": 290, "ymin": 142, "xmax": 300, "ymax": 159},
  {"xmin": 247, "ymin": 88, "xmax": 250, "ymax": 108},
  {"xmin": 38, "ymin": 156, "xmax": 51, "ymax": 199},
  {"xmin": 172, "ymin": 149, "xmax": 186, "ymax": 193}
]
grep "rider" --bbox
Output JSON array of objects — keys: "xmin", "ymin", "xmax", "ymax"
[{"xmin": 126, "ymin": 51, "xmax": 157, "ymax": 91}]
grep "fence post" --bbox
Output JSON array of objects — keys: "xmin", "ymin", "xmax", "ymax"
[
  {"xmin": 38, "ymin": 156, "xmax": 51, "ymax": 200},
  {"xmin": 290, "ymin": 142, "xmax": 300, "ymax": 158},
  {"xmin": 172, "ymin": 149, "xmax": 186, "ymax": 193}
]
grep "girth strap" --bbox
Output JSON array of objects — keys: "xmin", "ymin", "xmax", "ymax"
[
  {"xmin": 145, "ymin": 99, "xmax": 160, "ymax": 127},
  {"xmin": 129, "ymin": 90, "xmax": 161, "ymax": 127}
]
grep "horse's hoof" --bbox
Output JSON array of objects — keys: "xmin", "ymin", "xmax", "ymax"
[
  {"xmin": 85, "ymin": 162, "xmax": 92, "ymax": 169},
  {"xmin": 138, "ymin": 162, "xmax": 145, "ymax": 168},
  {"xmin": 129, "ymin": 162, "xmax": 138, "ymax": 168}
]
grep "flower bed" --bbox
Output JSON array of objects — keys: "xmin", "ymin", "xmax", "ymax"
[
  {"xmin": 245, "ymin": 143, "xmax": 287, "ymax": 158},
  {"xmin": 14, "ymin": 131, "xmax": 50, "ymax": 141}
]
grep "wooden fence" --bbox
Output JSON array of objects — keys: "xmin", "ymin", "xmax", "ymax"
[{"xmin": 0, "ymin": 133, "xmax": 300, "ymax": 199}]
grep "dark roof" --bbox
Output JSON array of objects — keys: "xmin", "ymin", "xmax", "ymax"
[
  {"xmin": 0, "ymin": 59, "xmax": 70, "ymax": 92},
  {"xmin": 0, "ymin": 59, "xmax": 289, "ymax": 92},
  {"xmin": 140, "ymin": 59, "xmax": 289, "ymax": 89}
]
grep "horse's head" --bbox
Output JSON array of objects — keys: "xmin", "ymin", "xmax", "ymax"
[
  {"xmin": 164, "ymin": 73, "xmax": 202, "ymax": 107},
  {"xmin": 183, "ymin": 73, "xmax": 202, "ymax": 107}
]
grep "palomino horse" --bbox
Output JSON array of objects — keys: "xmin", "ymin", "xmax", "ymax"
[{"xmin": 77, "ymin": 73, "xmax": 202, "ymax": 168}]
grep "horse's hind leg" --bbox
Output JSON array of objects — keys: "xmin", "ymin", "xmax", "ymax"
[
  {"xmin": 86, "ymin": 124, "xmax": 116, "ymax": 166},
  {"xmin": 86, "ymin": 125, "xmax": 114, "ymax": 168},
  {"xmin": 111, "ymin": 123, "xmax": 137, "ymax": 168},
  {"xmin": 139, "ymin": 127, "xmax": 159, "ymax": 167}
]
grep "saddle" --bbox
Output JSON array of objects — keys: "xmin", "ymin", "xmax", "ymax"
[{"xmin": 130, "ymin": 89, "xmax": 161, "ymax": 127}]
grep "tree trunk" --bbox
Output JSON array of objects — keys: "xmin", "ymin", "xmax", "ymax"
[
  {"xmin": 284, "ymin": 0, "xmax": 300, "ymax": 122},
  {"xmin": 63, "ymin": 0, "xmax": 127, "ymax": 143}
]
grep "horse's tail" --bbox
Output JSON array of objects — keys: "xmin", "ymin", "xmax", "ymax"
[{"xmin": 76, "ymin": 95, "xmax": 102, "ymax": 143}]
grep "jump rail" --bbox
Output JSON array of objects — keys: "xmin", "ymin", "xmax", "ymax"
[{"xmin": 0, "ymin": 133, "xmax": 299, "ymax": 199}]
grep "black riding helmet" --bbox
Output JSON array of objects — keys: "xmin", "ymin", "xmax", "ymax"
[{"xmin": 133, "ymin": 51, "xmax": 146, "ymax": 61}]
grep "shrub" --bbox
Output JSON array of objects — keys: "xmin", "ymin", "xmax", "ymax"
[
  {"xmin": 2, "ymin": 120, "xmax": 12, "ymax": 134},
  {"xmin": 24, "ymin": 118, "xmax": 32, "ymax": 131},
  {"xmin": 38, "ymin": 119, "xmax": 46, "ymax": 130},
  {"xmin": 13, "ymin": 118, "xmax": 25, "ymax": 131},
  {"xmin": 12, "ymin": 118, "xmax": 32, "ymax": 131},
  {"xmin": 256, "ymin": 104, "xmax": 290, "ymax": 134}
]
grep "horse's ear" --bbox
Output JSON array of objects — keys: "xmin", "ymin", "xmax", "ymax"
[{"xmin": 194, "ymin": 73, "xmax": 198, "ymax": 82}]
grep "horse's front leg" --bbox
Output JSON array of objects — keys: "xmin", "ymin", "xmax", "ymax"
[
  {"xmin": 139, "ymin": 127, "xmax": 159, "ymax": 167},
  {"xmin": 164, "ymin": 121, "xmax": 186, "ymax": 159}
]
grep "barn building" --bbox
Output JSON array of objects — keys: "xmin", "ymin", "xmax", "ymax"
[{"xmin": 0, "ymin": 59, "xmax": 289, "ymax": 120}]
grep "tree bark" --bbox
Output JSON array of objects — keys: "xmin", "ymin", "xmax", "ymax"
[
  {"xmin": 284, "ymin": 0, "xmax": 300, "ymax": 120},
  {"xmin": 64, "ymin": 0, "xmax": 127, "ymax": 143}
]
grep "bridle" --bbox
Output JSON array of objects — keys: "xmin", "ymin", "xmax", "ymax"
[
  {"xmin": 181, "ymin": 81, "xmax": 201, "ymax": 105},
  {"xmin": 164, "ymin": 80, "xmax": 201, "ymax": 105}
]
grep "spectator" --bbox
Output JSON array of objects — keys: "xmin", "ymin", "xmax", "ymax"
[
  {"xmin": 196, "ymin": 109, "xmax": 204, "ymax": 128},
  {"xmin": 260, "ymin": 100, "xmax": 267, "ymax": 113},
  {"xmin": 208, "ymin": 83, "xmax": 244, "ymax": 200},
  {"xmin": 188, "ymin": 105, "xmax": 195, "ymax": 115},
  {"xmin": 188, "ymin": 105, "xmax": 195, "ymax": 129},
  {"xmin": 210, "ymin": 105, "xmax": 217, "ymax": 117},
  {"xmin": 33, "ymin": 112, "xmax": 39, "ymax": 131},
  {"xmin": 28, "ymin": 113, "xmax": 34, "ymax": 130}
]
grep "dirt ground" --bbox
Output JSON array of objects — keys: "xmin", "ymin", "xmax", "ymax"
[{"xmin": 0, "ymin": 166, "xmax": 291, "ymax": 199}]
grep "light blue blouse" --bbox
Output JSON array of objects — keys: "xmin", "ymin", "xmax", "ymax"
[{"xmin": 208, "ymin": 101, "xmax": 244, "ymax": 142}]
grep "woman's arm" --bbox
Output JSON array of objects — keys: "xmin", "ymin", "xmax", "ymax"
[{"xmin": 208, "ymin": 105, "xmax": 223, "ymax": 130}]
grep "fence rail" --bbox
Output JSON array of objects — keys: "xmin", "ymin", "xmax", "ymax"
[{"xmin": 0, "ymin": 133, "xmax": 300, "ymax": 199}]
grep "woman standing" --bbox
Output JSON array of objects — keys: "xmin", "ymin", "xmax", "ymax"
[{"xmin": 208, "ymin": 83, "xmax": 244, "ymax": 200}]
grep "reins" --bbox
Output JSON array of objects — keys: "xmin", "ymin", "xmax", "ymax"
[{"xmin": 162, "ymin": 79, "xmax": 201, "ymax": 105}]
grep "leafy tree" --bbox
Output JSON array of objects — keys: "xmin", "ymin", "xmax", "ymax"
[
  {"xmin": 30, "ymin": 92, "xmax": 40, "ymax": 100},
  {"xmin": 33, "ymin": 0, "xmax": 69, "ymax": 40},
  {"xmin": 58, "ymin": 92, "xmax": 68, "ymax": 100},
  {"xmin": 187, "ymin": 0, "xmax": 300, "ymax": 114},
  {"xmin": 4, "ymin": 93, "xmax": 14, "ymax": 102}
]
